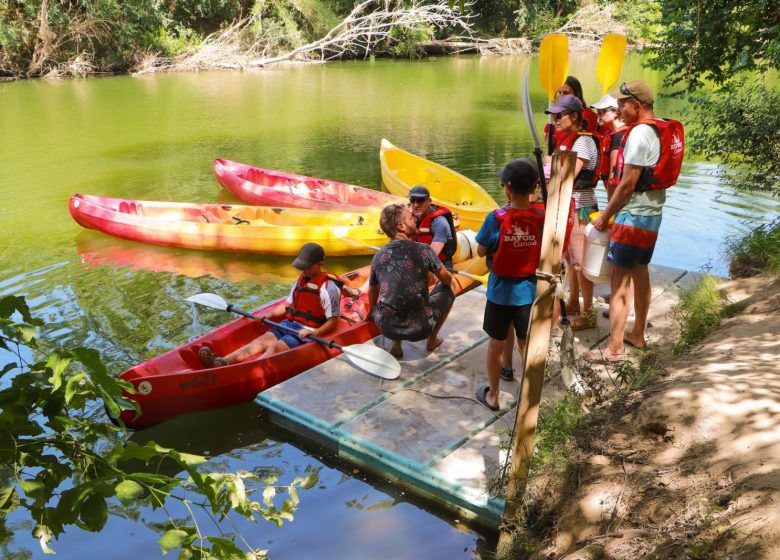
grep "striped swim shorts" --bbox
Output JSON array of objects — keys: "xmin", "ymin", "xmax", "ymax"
[{"xmin": 607, "ymin": 212, "xmax": 663, "ymax": 269}]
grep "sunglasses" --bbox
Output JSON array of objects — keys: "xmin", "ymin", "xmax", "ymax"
[
  {"xmin": 597, "ymin": 108, "xmax": 617, "ymax": 115},
  {"xmin": 619, "ymin": 83, "xmax": 642, "ymax": 104},
  {"xmin": 551, "ymin": 111, "xmax": 570, "ymax": 120},
  {"xmin": 409, "ymin": 198, "xmax": 429, "ymax": 204}
]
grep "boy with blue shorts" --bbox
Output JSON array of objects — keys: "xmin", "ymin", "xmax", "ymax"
[
  {"xmin": 474, "ymin": 158, "xmax": 545, "ymax": 411},
  {"xmin": 199, "ymin": 242, "xmax": 342, "ymax": 367}
]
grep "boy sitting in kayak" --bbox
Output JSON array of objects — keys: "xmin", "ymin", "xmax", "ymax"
[{"xmin": 199, "ymin": 242, "xmax": 343, "ymax": 367}]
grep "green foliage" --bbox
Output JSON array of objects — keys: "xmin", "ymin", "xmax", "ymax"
[
  {"xmin": 0, "ymin": 294, "xmax": 313, "ymax": 557},
  {"xmin": 725, "ymin": 218, "xmax": 780, "ymax": 278},
  {"xmin": 530, "ymin": 394, "xmax": 584, "ymax": 473},
  {"xmin": 389, "ymin": 23, "xmax": 435, "ymax": 58},
  {"xmin": 672, "ymin": 275, "xmax": 728, "ymax": 355},
  {"xmin": 613, "ymin": 0, "xmax": 661, "ymax": 46},
  {"xmin": 649, "ymin": 0, "xmax": 780, "ymax": 89},
  {"xmin": 648, "ymin": 0, "xmax": 780, "ymax": 198},
  {"xmin": 686, "ymin": 81, "xmax": 780, "ymax": 196}
]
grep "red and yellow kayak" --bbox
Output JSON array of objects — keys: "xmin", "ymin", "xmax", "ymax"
[
  {"xmin": 69, "ymin": 194, "xmax": 387, "ymax": 257},
  {"xmin": 213, "ymin": 158, "xmax": 405, "ymax": 212},
  {"xmin": 118, "ymin": 256, "xmax": 487, "ymax": 428}
]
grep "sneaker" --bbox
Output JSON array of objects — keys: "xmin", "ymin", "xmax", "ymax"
[
  {"xmin": 500, "ymin": 367, "xmax": 515, "ymax": 381},
  {"xmin": 198, "ymin": 347, "xmax": 227, "ymax": 368}
]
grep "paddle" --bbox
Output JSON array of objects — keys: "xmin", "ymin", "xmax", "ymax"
[
  {"xmin": 521, "ymin": 66, "xmax": 571, "ymax": 329},
  {"xmin": 596, "ymin": 33, "xmax": 627, "ymax": 95},
  {"xmin": 538, "ymin": 33, "xmax": 569, "ymax": 156},
  {"xmin": 185, "ymin": 293, "xmax": 401, "ymax": 380},
  {"xmin": 521, "ymin": 70, "xmax": 548, "ymax": 203}
]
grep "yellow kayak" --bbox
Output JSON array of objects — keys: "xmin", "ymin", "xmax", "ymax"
[{"xmin": 379, "ymin": 138, "xmax": 499, "ymax": 231}]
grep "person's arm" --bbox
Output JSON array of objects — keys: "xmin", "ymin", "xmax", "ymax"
[
  {"xmin": 428, "ymin": 216, "xmax": 451, "ymax": 258},
  {"xmin": 592, "ymin": 164, "xmax": 642, "ymax": 230},
  {"xmin": 606, "ymin": 149, "xmax": 619, "ymax": 200},
  {"xmin": 477, "ymin": 243, "xmax": 489, "ymax": 258},
  {"xmin": 434, "ymin": 264, "xmax": 453, "ymax": 288},
  {"xmin": 299, "ymin": 316, "xmax": 339, "ymax": 338},
  {"xmin": 368, "ymin": 283, "xmax": 379, "ymax": 313}
]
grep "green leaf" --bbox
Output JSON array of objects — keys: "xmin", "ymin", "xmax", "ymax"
[
  {"xmin": 262, "ymin": 486, "xmax": 276, "ymax": 507},
  {"xmin": 33, "ymin": 524, "xmax": 55, "ymax": 554},
  {"xmin": 79, "ymin": 493, "xmax": 108, "ymax": 531},
  {"xmin": 0, "ymin": 486, "xmax": 19, "ymax": 513},
  {"xmin": 115, "ymin": 480, "xmax": 144, "ymax": 505},
  {"xmin": 159, "ymin": 529, "xmax": 188, "ymax": 554},
  {"xmin": 46, "ymin": 353, "xmax": 71, "ymax": 391},
  {"xmin": 20, "ymin": 479, "xmax": 46, "ymax": 498},
  {"xmin": 64, "ymin": 372, "xmax": 85, "ymax": 404},
  {"xmin": 205, "ymin": 536, "xmax": 245, "ymax": 558},
  {"xmin": 18, "ymin": 324, "xmax": 37, "ymax": 342}
]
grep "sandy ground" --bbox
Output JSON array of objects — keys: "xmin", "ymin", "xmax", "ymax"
[{"xmin": 533, "ymin": 274, "xmax": 780, "ymax": 559}]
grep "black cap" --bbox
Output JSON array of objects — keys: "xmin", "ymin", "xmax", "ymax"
[
  {"xmin": 292, "ymin": 242, "xmax": 325, "ymax": 270},
  {"xmin": 498, "ymin": 158, "xmax": 538, "ymax": 188},
  {"xmin": 408, "ymin": 185, "xmax": 431, "ymax": 200}
]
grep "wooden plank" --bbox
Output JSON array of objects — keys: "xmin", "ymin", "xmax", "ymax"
[{"xmin": 498, "ymin": 151, "xmax": 576, "ymax": 542}]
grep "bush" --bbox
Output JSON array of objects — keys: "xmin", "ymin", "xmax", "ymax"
[
  {"xmin": 672, "ymin": 275, "xmax": 728, "ymax": 355},
  {"xmin": 725, "ymin": 218, "xmax": 780, "ymax": 278}
]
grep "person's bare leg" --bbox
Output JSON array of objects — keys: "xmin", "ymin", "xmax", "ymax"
[
  {"xmin": 485, "ymin": 337, "xmax": 504, "ymax": 409},
  {"xmin": 502, "ymin": 326, "xmax": 515, "ymax": 371},
  {"xmin": 389, "ymin": 339, "xmax": 403, "ymax": 358},
  {"xmin": 605, "ymin": 264, "xmax": 633, "ymax": 358},
  {"xmin": 626, "ymin": 265, "xmax": 651, "ymax": 348},
  {"xmin": 223, "ymin": 332, "xmax": 277, "ymax": 364},
  {"xmin": 426, "ymin": 297, "xmax": 454, "ymax": 351},
  {"xmin": 567, "ymin": 257, "xmax": 581, "ymax": 314},
  {"xmin": 580, "ymin": 272, "xmax": 594, "ymax": 317}
]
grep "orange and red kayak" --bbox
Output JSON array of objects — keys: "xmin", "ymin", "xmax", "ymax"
[
  {"xmin": 213, "ymin": 158, "xmax": 405, "ymax": 212},
  {"xmin": 69, "ymin": 194, "xmax": 388, "ymax": 257},
  {"xmin": 117, "ymin": 256, "xmax": 487, "ymax": 428}
]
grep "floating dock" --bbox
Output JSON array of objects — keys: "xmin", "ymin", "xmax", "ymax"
[{"xmin": 256, "ymin": 264, "xmax": 697, "ymax": 528}]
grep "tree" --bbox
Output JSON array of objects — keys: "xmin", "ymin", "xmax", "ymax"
[
  {"xmin": 648, "ymin": 0, "xmax": 780, "ymax": 195},
  {"xmin": 0, "ymin": 295, "xmax": 315, "ymax": 558}
]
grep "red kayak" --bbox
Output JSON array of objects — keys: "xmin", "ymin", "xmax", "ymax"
[
  {"xmin": 213, "ymin": 158, "xmax": 406, "ymax": 212},
  {"xmin": 118, "ymin": 257, "xmax": 487, "ymax": 428}
]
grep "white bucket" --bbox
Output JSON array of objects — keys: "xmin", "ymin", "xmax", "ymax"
[
  {"xmin": 582, "ymin": 223, "xmax": 611, "ymax": 284},
  {"xmin": 455, "ymin": 229, "xmax": 479, "ymax": 262}
]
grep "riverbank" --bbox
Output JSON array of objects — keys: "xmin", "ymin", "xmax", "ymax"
[{"xmin": 521, "ymin": 272, "xmax": 780, "ymax": 559}]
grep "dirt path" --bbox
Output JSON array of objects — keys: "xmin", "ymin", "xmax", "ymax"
[{"xmin": 536, "ymin": 274, "xmax": 780, "ymax": 559}]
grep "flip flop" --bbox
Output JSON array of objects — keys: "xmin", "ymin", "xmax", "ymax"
[
  {"xmin": 583, "ymin": 349, "xmax": 625, "ymax": 365},
  {"xmin": 475, "ymin": 385, "xmax": 499, "ymax": 411},
  {"xmin": 623, "ymin": 338, "xmax": 647, "ymax": 351},
  {"xmin": 500, "ymin": 367, "xmax": 515, "ymax": 381}
]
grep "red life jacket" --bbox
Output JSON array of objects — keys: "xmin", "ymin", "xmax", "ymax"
[
  {"xmin": 413, "ymin": 205, "xmax": 457, "ymax": 263},
  {"xmin": 599, "ymin": 125, "xmax": 628, "ymax": 186},
  {"xmin": 615, "ymin": 118, "xmax": 685, "ymax": 192},
  {"xmin": 490, "ymin": 202, "xmax": 545, "ymax": 278},
  {"xmin": 285, "ymin": 272, "xmax": 330, "ymax": 327},
  {"xmin": 556, "ymin": 130, "xmax": 602, "ymax": 190}
]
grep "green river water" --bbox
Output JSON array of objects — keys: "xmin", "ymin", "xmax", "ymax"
[{"xmin": 1, "ymin": 53, "xmax": 778, "ymax": 558}]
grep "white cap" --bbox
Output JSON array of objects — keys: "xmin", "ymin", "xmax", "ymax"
[{"xmin": 590, "ymin": 95, "xmax": 618, "ymax": 110}]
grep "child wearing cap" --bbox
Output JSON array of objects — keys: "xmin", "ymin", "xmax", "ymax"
[
  {"xmin": 198, "ymin": 242, "xmax": 343, "ymax": 367},
  {"xmin": 474, "ymin": 158, "xmax": 545, "ymax": 411}
]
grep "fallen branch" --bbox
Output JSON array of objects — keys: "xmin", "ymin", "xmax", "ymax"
[{"xmin": 137, "ymin": 0, "xmax": 474, "ymax": 74}]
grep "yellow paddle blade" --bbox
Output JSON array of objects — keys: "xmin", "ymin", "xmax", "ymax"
[
  {"xmin": 596, "ymin": 33, "xmax": 627, "ymax": 95},
  {"xmin": 538, "ymin": 33, "xmax": 569, "ymax": 101}
]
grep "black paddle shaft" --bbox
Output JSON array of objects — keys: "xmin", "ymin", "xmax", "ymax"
[{"xmin": 225, "ymin": 304, "xmax": 341, "ymax": 349}]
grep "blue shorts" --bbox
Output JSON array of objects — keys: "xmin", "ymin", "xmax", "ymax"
[
  {"xmin": 607, "ymin": 212, "xmax": 663, "ymax": 269},
  {"xmin": 269, "ymin": 319, "xmax": 315, "ymax": 350}
]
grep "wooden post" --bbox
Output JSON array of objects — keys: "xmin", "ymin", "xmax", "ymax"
[{"xmin": 496, "ymin": 151, "xmax": 576, "ymax": 555}]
